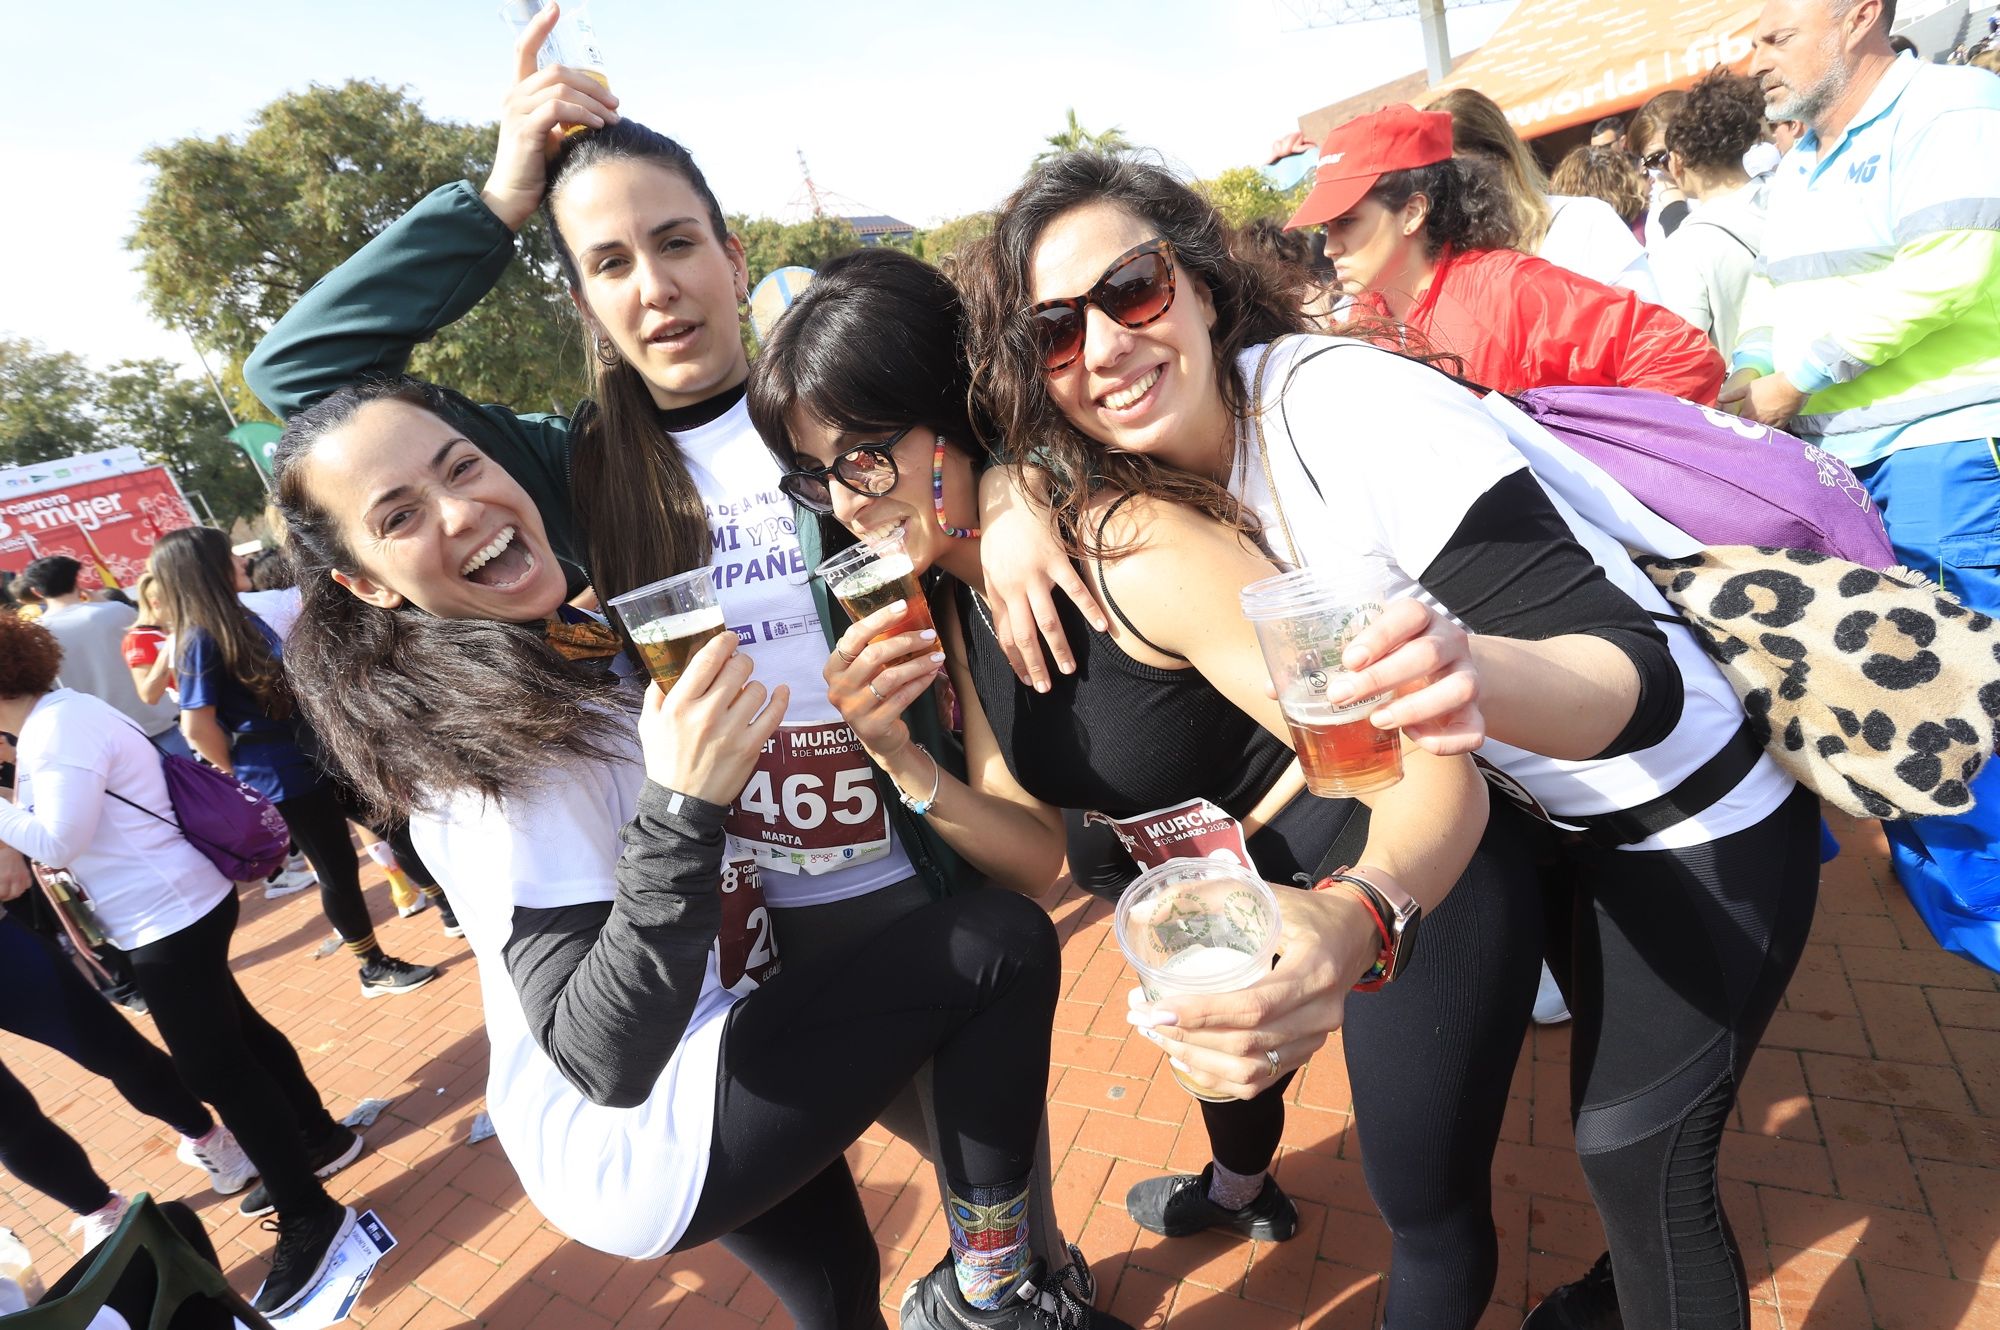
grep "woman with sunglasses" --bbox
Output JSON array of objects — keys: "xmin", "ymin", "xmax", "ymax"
[
  {"xmin": 244, "ymin": 14, "xmax": 1097, "ymax": 1318},
  {"xmin": 1306, "ymin": 104, "xmax": 1723, "ymax": 402},
  {"xmin": 965, "ymin": 150, "xmax": 1818, "ymax": 1330},
  {"xmin": 751, "ymin": 247, "xmax": 1568, "ymax": 1330}
]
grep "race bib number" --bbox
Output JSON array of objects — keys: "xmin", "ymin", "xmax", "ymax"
[
  {"xmin": 1084, "ymin": 797, "xmax": 1255, "ymax": 873},
  {"xmin": 725, "ymin": 722, "xmax": 891, "ymax": 875},
  {"xmin": 715, "ymin": 852, "xmax": 780, "ymax": 992}
]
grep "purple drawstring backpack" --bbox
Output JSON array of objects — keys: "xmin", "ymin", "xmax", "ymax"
[{"xmin": 108, "ymin": 731, "xmax": 292, "ymax": 883}]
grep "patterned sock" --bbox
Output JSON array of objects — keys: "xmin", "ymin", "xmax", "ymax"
[
  {"xmin": 1206, "ymin": 1160, "xmax": 1267, "ymax": 1210},
  {"xmin": 946, "ymin": 1177, "xmax": 1032, "ymax": 1310},
  {"xmin": 345, "ymin": 934, "xmax": 383, "ymax": 962}
]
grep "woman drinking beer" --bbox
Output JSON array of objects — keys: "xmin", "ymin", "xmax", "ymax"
[
  {"xmin": 749, "ymin": 245, "xmax": 1650, "ymax": 1330},
  {"xmin": 243, "ymin": 7, "xmax": 1092, "ymax": 1321},
  {"xmin": 965, "ymin": 151, "xmax": 1818, "ymax": 1330},
  {"xmin": 263, "ymin": 377, "xmax": 1116, "ymax": 1330}
]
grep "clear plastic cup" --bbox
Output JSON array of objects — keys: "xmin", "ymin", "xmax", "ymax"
[
  {"xmin": 1240, "ymin": 569, "xmax": 1404, "ymax": 797},
  {"xmin": 814, "ymin": 526, "xmax": 935, "ymax": 645},
  {"xmin": 608, "ymin": 569, "xmax": 729, "ymax": 692},
  {"xmin": 1114, "ymin": 859, "xmax": 1282, "ymax": 1101},
  {"xmin": 500, "ymin": 0, "xmax": 610, "ymax": 92}
]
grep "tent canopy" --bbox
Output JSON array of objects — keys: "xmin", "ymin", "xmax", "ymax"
[{"xmin": 1430, "ymin": 0, "xmax": 1760, "ymax": 138}]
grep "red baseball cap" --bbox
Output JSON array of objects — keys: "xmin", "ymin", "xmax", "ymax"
[{"xmin": 1284, "ymin": 104, "xmax": 1455, "ymax": 230}]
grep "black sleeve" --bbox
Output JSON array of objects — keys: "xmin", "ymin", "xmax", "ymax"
[
  {"xmin": 1417, "ymin": 469, "xmax": 1683, "ymax": 759},
  {"xmin": 500, "ymin": 782, "xmax": 730, "ymax": 1109}
]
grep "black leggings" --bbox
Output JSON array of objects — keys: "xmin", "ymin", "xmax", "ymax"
[
  {"xmin": 0, "ymin": 915, "xmax": 215, "ymax": 1213},
  {"xmin": 276, "ymin": 784, "xmax": 376, "ymax": 950},
  {"xmin": 1561, "ymin": 783, "xmax": 1820, "ymax": 1330},
  {"xmin": 126, "ymin": 892, "xmax": 339, "ymax": 1218},
  {"xmin": 679, "ymin": 889, "xmax": 1061, "ymax": 1330},
  {"xmin": 1195, "ymin": 812, "xmax": 1544, "ymax": 1330}
]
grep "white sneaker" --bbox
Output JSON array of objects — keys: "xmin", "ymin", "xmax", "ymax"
[
  {"xmin": 285, "ymin": 852, "xmax": 311, "ymax": 876},
  {"xmin": 395, "ymin": 894, "xmax": 430, "ymax": 919},
  {"xmin": 179, "ymin": 1126, "xmax": 258, "ymax": 1195},
  {"xmin": 264, "ymin": 866, "xmax": 318, "ymax": 899},
  {"xmin": 69, "ymin": 1193, "xmax": 128, "ymax": 1253},
  {"xmin": 1532, "ymin": 962, "xmax": 1572, "ymax": 1026}
]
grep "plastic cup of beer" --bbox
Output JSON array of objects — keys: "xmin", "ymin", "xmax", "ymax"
[
  {"xmin": 608, "ymin": 569, "xmax": 730, "ymax": 692},
  {"xmin": 1240, "ymin": 570, "xmax": 1404, "ymax": 797},
  {"xmin": 814, "ymin": 526, "xmax": 936, "ymax": 647},
  {"xmin": 500, "ymin": 0, "xmax": 610, "ymax": 97},
  {"xmin": 1113, "ymin": 859, "xmax": 1283, "ymax": 1102}
]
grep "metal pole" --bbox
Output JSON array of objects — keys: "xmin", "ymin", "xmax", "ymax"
[
  {"xmin": 1419, "ymin": 0, "xmax": 1453, "ymax": 82},
  {"xmin": 180, "ymin": 324, "xmax": 239, "ymax": 428}
]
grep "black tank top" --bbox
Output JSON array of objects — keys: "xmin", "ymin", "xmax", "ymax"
[{"xmin": 954, "ymin": 578, "xmax": 1360, "ymax": 887}]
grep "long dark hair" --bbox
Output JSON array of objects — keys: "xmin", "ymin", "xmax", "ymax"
[
  {"xmin": 272, "ymin": 376, "xmax": 626, "ymax": 815},
  {"xmin": 543, "ymin": 119, "xmax": 734, "ymax": 605},
  {"xmin": 959, "ymin": 152, "xmax": 1306, "ymax": 559},
  {"xmin": 151, "ymin": 526, "xmax": 293, "ymax": 719},
  {"xmin": 1366, "ymin": 154, "xmax": 1519, "ymax": 257},
  {"xmin": 747, "ymin": 248, "xmax": 983, "ymax": 476}
]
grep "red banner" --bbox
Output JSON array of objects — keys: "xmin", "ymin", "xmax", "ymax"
[{"xmin": 0, "ymin": 467, "xmax": 195, "ymax": 590}]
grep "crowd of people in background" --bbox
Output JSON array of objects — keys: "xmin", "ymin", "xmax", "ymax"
[{"xmin": 2, "ymin": 0, "xmax": 1998, "ymax": 1327}]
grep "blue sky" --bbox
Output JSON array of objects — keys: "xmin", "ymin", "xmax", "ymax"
[{"xmin": 3, "ymin": 0, "xmax": 1517, "ymax": 372}]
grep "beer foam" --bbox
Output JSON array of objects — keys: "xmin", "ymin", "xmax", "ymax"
[
  {"xmin": 629, "ymin": 606, "xmax": 725, "ymax": 643},
  {"xmin": 830, "ymin": 552, "xmax": 914, "ymax": 598},
  {"xmin": 1159, "ymin": 945, "xmax": 1257, "ymax": 985}
]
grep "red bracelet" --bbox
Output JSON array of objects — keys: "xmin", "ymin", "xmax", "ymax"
[{"xmin": 1314, "ymin": 872, "xmax": 1393, "ymax": 992}]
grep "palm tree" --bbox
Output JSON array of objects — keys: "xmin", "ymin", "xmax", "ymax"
[{"xmin": 1032, "ymin": 108, "xmax": 1133, "ymax": 166}]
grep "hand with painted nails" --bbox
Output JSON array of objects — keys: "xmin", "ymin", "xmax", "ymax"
[
  {"xmin": 823, "ymin": 600, "xmax": 946, "ymax": 765},
  {"xmin": 976, "ymin": 465, "xmax": 1108, "ymax": 693},
  {"xmin": 482, "ymin": 2, "xmax": 622, "ymax": 231},
  {"xmin": 1124, "ymin": 885, "xmax": 1385, "ymax": 1100}
]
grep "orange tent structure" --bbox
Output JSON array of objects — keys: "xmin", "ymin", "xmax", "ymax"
[{"xmin": 1428, "ymin": 0, "xmax": 1761, "ymax": 137}]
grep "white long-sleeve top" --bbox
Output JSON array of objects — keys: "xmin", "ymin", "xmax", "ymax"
[{"xmin": 0, "ymin": 689, "xmax": 231, "ymax": 949}]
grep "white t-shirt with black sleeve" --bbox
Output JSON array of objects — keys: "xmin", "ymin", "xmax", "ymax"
[
  {"xmin": 0, "ymin": 689, "xmax": 231, "ymax": 949},
  {"xmin": 1231, "ymin": 337, "xmax": 1794, "ymax": 851},
  {"xmin": 408, "ymin": 730, "xmax": 748, "ymax": 1260}
]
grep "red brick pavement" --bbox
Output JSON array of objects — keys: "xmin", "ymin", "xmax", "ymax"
[{"xmin": 5, "ymin": 809, "xmax": 2000, "ymax": 1327}]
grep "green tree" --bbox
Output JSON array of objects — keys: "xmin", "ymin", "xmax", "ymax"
[
  {"xmin": 0, "ymin": 339, "xmax": 103, "ymax": 466},
  {"xmin": 1195, "ymin": 166, "xmax": 1311, "ymax": 229},
  {"xmin": 127, "ymin": 80, "xmax": 584, "ymax": 418},
  {"xmin": 1032, "ymin": 108, "xmax": 1133, "ymax": 166},
  {"xmin": 731, "ymin": 213, "xmax": 864, "ymax": 289},
  {"xmin": 99, "ymin": 360, "xmax": 269, "ymax": 527},
  {"xmin": 909, "ymin": 212, "xmax": 996, "ymax": 267}
]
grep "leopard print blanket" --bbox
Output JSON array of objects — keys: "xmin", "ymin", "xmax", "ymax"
[{"xmin": 1638, "ymin": 547, "xmax": 2000, "ymax": 820}]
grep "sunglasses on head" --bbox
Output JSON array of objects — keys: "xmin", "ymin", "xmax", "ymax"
[
  {"xmin": 778, "ymin": 427, "xmax": 980, "ymax": 539},
  {"xmin": 1025, "ymin": 237, "xmax": 1177, "ymax": 372}
]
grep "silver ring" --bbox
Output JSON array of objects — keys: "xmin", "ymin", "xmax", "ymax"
[
  {"xmin": 1266, "ymin": 1049, "xmax": 1282, "ymax": 1078},
  {"xmin": 868, "ymin": 682, "xmax": 886, "ymax": 703}
]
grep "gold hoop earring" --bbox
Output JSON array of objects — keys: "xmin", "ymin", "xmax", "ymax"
[{"xmin": 594, "ymin": 336, "xmax": 621, "ymax": 368}]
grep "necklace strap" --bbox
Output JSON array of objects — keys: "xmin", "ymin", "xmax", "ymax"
[{"xmin": 1246, "ymin": 339, "xmax": 1302, "ymax": 569}]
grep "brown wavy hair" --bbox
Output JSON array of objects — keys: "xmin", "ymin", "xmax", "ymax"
[
  {"xmin": 543, "ymin": 119, "xmax": 734, "ymax": 605},
  {"xmin": 151, "ymin": 526, "xmax": 292, "ymax": 719},
  {"xmin": 1548, "ymin": 146, "xmax": 1649, "ymax": 226},
  {"xmin": 271, "ymin": 376, "xmax": 627, "ymax": 816},
  {"xmin": 0, "ymin": 614, "xmax": 64, "ymax": 697},
  {"xmin": 958, "ymin": 152, "xmax": 1308, "ymax": 559},
  {"xmin": 1430, "ymin": 88, "xmax": 1554, "ymax": 251}
]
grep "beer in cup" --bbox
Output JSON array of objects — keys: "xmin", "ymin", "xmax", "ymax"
[
  {"xmin": 1114, "ymin": 859, "xmax": 1283, "ymax": 1102},
  {"xmin": 814, "ymin": 526, "xmax": 936, "ymax": 647},
  {"xmin": 500, "ymin": 0, "xmax": 611, "ymax": 100},
  {"xmin": 1240, "ymin": 570, "xmax": 1404, "ymax": 797},
  {"xmin": 608, "ymin": 569, "xmax": 731, "ymax": 692}
]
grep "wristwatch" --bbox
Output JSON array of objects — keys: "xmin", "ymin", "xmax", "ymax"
[{"xmin": 1314, "ymin": 869, "xmax": 1423, "ymax": 989}]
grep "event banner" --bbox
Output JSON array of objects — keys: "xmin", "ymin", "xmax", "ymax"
[{"xmin": 0, "ymin": 465, "xmax": 196, "ymax": 589}]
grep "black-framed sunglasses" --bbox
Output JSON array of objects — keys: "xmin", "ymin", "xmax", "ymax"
[
  {"xmin": 1024, "ymin": 237, "xmax": 1178, "ymax": 372},
  {"xmin": 778, "ymin": 427, "xmax": 913, "ymax": 513},
  {"xmin": 1642, "ymin": 148, "xmax": 1670, "ymax": 171}
]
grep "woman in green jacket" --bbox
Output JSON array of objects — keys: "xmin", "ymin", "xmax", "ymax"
[{"xmin": 245, "ymin": 6, "xmax": 1081, "ymax": 1312}]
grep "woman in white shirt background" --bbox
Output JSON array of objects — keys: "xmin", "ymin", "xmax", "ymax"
[{"xmin": 0, "ymin": 612, "xmax": 361, "ymax": 1318}]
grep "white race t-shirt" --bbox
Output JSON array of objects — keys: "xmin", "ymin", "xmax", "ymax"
[
  {"xmin": 1540, "ymin": 195, "xmax": 1661, "ymax": 303},
  {"xmin": 0, "ymin": 689, "xmax": 231, "ymax": 948},
  {"xmin": 410, "ymin": 730, "xmax": 745, "ymax": 1260},
  {"xmin": 42, "ymin": 600, "xmax": 178, "ymax": 735},
  {"xmin": 671, "ymin": 397, "xmax": 914, "ymax": 905},
  {"xmin": 1234, "ymin": 337, "xmax": 1792, "ymax": 850}
]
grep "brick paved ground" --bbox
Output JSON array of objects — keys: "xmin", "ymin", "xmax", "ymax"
[{"xmin": 4, "ymin": 808, "xmax": 1999, "ymax": 1328}]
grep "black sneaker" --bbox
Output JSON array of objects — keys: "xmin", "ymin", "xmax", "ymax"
[
  {"xmin": 900, "ymin": 1245, "xmax": 1133, "ymax": 1330},
  {"xmin": 240, "ymin": 1125, "xmax": 364, "ymax": 1218},
  {"xmin": 358, "ymin": 955, "xmax": 438, "ymax": 998},
  {"xmin": 1522, "ymin": 1252, "xmax": 1623, "ymax": 1329},
  {"xmin": 437, "ymin": 897, "xmax": 464, "ymax": 939},
  {"xmin": 253, "ymin": 1202, "xmax": 356, "ymax": 1316},
  {"xmin": 1124, "ymin": 1164, "xmax": 1299, "ymax": 1241}
]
